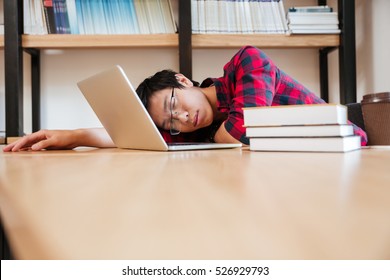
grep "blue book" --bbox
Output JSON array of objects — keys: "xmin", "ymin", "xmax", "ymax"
[
  {"xmin": 110, "ymin": 0, "xmax": 123, "ymax": 34},
  {"xmin": 66, "ymin": 0, "xmax": 79, "ymax": 34},
  {"xmin": 128, "ymin": 0, "xmax": 140, "ymax": 33},
  {"xmin": 75, "ymin": 0, "xmax": 85, "ymax": 34},
  {"xmin": 102, "ymin": 0, "xmax": 115, "ymax": 34},
  {"xmin": 81, "ymin": 0, "xmax": 94, "ymax": 34},
  {"xmin": 118, "ymin": 0, "xmax": 134, "ymax": 34},
  {"xmin": 92, "ymin": 0, "xmax": 108, "ymax": 34},
  {"xmin": 53, "ymin": 0, "xmax": 71, "ymax": 34}
]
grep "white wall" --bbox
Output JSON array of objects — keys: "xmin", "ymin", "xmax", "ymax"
[
  {"xmin": 1, "ymin": 0, "xmax": 389, "ymax": 133},
  {"xmin": 356, "ymin": 0, "xmax": 390, "ymax": 97}
]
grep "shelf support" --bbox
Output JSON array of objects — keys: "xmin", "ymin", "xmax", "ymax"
[
  {"xmin": 4, "ymin": 0, "xmax": 24, "ymax": 137},
  {"xmin": 178, "ymin": 0, "xmax": 192, "ymax": 79},
  {"xmin": 338, "ymin": 0, "xmax": 357, "ymax": 104},
  {"xmin": 25, "ymin": 49, "xmax": 41, "ymax": 132},
  {"xmin": 319, "ymin": 47, "xmax": 337, "ymax": 102}
]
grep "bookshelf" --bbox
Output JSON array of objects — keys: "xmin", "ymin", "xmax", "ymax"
[
  {"xmin": 3, "ymin": 0, "xmax": 357, "ymax": 138},
  {"xmin": 191, "ymin": 34, "xmax": 340, "ymax": 48},
  {"xmin": 22, "ymin": 34, "xmax": 179, "ymax": 48}
]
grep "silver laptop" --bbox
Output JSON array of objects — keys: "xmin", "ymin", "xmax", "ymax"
[{"xmin": 77, "ymin": 65, "xmax": 242, "ymax": 151}]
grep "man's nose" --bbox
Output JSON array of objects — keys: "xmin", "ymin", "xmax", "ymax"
[{"xmin": 172, "ymin": 110, "xmax": 189, "ymax": 122}]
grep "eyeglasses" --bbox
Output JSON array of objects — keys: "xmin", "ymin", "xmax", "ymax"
[{"xmin": 169, "ymin": 88, "xmax": 181, "ymax": 135}]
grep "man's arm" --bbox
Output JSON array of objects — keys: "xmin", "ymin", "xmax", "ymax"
[
  {"xmin": 2, "ymin": 128, "xmax": 115, "ymax": 152},
  {"xmin": 214, "ymin": 122, "xmax": 243, "ymax": 144}
]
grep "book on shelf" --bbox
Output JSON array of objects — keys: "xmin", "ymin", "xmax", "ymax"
[
  {"xmin": 287, "ymin": 5, "xmax": 340, "ymax": 34},
  {"xmin": 249, "ymin": 136, "xmax": 361, "ymax": 152},
  {"xmin": 289, "ymin": 29, "xmax": 341, "ymax": 34},
  {"xmin": 42, "ymin": 0, "xmax": 56, "ymax": 34},
  {"xmin": 288, "ymin": 23, "xmax": 341, "ymax": 34},
  {"xmin": 288, "ymin": 5, "xmax": 333, "ymax": 13},
  {"xmin": 287, "ymin": 12, "xmax": 339, "ymax": 25},
  {"xmin": 243, "ymin": 104, "xmax": 348, "ymax": 127},
  {"xmin": 192, "ymin": 0, "xmax": 288, "ymax": 34},
  {"xmin": 24, "ymin": 0, "xmax": 177, "ymax": 35},
  {"xmin": 289, "ymin": 24, "xmax": 339, "ymax": 30},
  {"xmin": 245, "ymin": 124, "xmax": 354, "ymax": 138},
  {"xmin": 23, "ymin": 0, "xmax": 47, "ymax": 35}
]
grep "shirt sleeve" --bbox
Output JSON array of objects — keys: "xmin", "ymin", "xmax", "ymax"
[
  {"xmin": 348, "ymin": 121, "xmax": 368, "ymax": 146},
  {"xmin": 220, "ymin": 46, "xmax": 279, "ymax": 144}
]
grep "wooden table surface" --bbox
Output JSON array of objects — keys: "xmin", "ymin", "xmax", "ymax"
[{"xmin": 1, "ymin": 146, "xmax": 390, "ymax": 259}]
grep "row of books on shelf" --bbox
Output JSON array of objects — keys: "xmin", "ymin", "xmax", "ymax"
[
  {"xmin": 192, "ymin": 0, "xmax": 288, "ymax": 34},
  {"xmin": 287, "ymin": 5, "xmax": 340, "ymax": 34},
  {"xmin": 191, "ymin": 1, "xmax": 340, "ymax": 35},
  {"xmin": 22, "ymin": 1, "xmax": 341, "ymax": 36},
  {"xmin": 24, "ymin": 0, "xmax": 177, "ymax": 35},
  {"xmin": 243, "ymin": 104, "xmax": 361, "ymax": 153}
]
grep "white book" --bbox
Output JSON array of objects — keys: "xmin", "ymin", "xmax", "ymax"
[
  {"xmin": 289, "ymin": 29, "xmax": 341, "ymax": 34},
  {"xmin": 249, "ymin": 136, "xmax": 361, "ymax": 153},
  {"xmin": 218, "ymin": 0, "xmax": 230, "ymax": 33},
  {"xmin": 288, "ymin": 12, "xmax": 338, "ymax": 17},
  {"xmin": 243, "ymin": 104, "xmax": 348, "ymax": 127},
  {"xmin": 239, "ymin": 0, "xmax": 252, "ymax": 33},
  {"xmin": 32, "ymin": 0, "xmax": 47, "ymax": 34},
  {"xmin": 191, "ymin": 0, "xmax": 199, "ymax": 33},
  {"xmin": 271, "ymin": 0, "xmax": 284, "ymax": 34},
  {"xmin": 287, "ymin": 12, "xmax": 339, "ymax": 25},
  {"xmin": 197, "ymin": 0, "xmax": 206, "ymax": 33},
  {"xmin": 278, "ymin": 0, "xmax": 288, "ymax": 33},
  {"xmin": 67, "ymin": 0, "xmax": 79, "ymax": 34},
  {"xmin": 162, "ymin": 0, "xmax": 177, "ymax": 33},
  {"xmin": 289, "ymin": 24, "xmax": 339, "ymax": 30},
  {"xmin": 134, "ymin": 0, "xmax": 150, "ymax": 34},
  {"xmin": 263, "ymin": 1, "xmax": 275, "ymax": 33},
  {"xmin": 249, "ymin": 1, "xmax": 261, "ymax": 33},
  {"xmin": 205, "ymin": 0, "xmax": 219, "ymax": 33},
  {"xmin": 246, "ymin": 124, "xmax": 354, "ymax": 138},
  {"xmin": 23, "ymin": 0, "xmax": 32, "ymax": 34}
]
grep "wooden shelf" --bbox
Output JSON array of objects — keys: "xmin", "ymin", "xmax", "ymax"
[
  {"xmin": 192, "ymin": 34, "xmax": 340, "ymax": 48},
  {"xmin": 22, "ymin": 34, "xmax": 179, "ymax": 48},
  {"xmin": 20, "ymin": 33, "xmax": 340, "ymax": 49}
]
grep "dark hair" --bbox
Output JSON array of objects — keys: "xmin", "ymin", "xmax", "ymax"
[{"xmin": 136, "ymin": 69, "xmax": 200, "ymax": 109}]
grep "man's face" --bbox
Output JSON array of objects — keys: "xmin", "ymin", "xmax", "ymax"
[{"xmin": 148, "ymin": 86, "xmax": 214, "ymax": 133}]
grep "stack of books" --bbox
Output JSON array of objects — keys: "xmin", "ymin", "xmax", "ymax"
[
  {"xmin": 192, "ymin": 0, "xmax": 288, "ymax": 34},
  {"xmin": 287, "ymin": 5, "xmax": 340, "ymax": 34},
  {"xmin": 243, "ymin": 104, "xmax": 361, "ymax": 152},
  {"xmin": 24, "ymin": 0, "xmax": 177, "ymax": 35}
]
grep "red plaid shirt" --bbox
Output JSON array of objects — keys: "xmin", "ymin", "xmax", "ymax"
[{"xmin": 160, "ymin": 46, "xmax": 368, "ymax": 146}]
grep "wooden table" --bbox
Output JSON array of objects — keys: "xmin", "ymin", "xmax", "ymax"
[{"xmin": 1, "ymin": 146, "xmax": 390, "ymax": 259}]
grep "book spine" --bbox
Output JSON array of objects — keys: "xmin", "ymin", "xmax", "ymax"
[{"xmin": 42, "ymin": 0, "xmax": 57, "ymax": 34}]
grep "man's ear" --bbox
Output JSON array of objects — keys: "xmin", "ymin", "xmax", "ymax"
[{"xmin": 175, "ymin": 74, "xmax": 193, "ymax": 87}]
